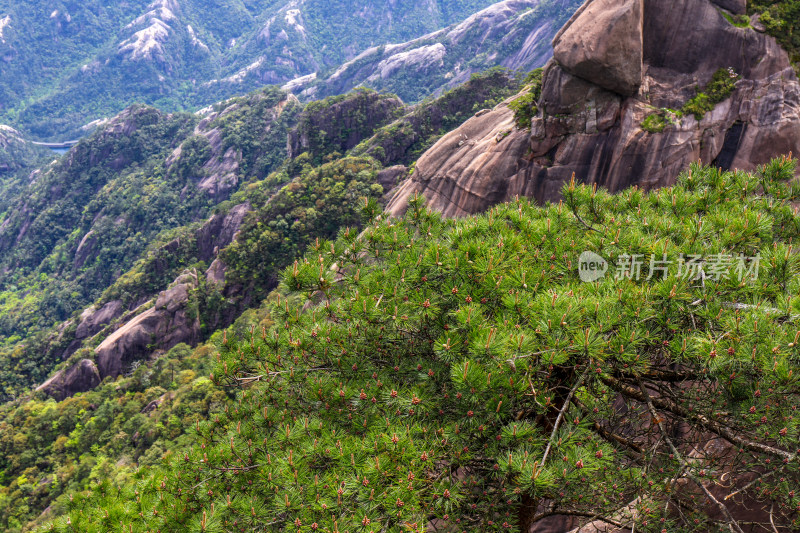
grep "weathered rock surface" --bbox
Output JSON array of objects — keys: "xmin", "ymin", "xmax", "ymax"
[
  {"xmin": 710, "ymin": 0, "xmax": 746, "ymax": 15},
  {"xmin": 195, "ymin": 202, "xmax": 250, "ymax": 262},
  {"xmin": 77, "ymin": 203, "xmax": 247, "ymax": 381},
  {"xmin": 352, "ymin": 68, "xmax": 523, "ymax": 167},
  {"xmin": 388, "ymin": 0, "xmax": 800, "ymax": 216},
  {"xmin": 75, "ymin": 300, "xmax": 124, "ymax": 340},
  {"xmin": 553, "ymin": 0, "xmax": 643, "ymax": 96},
  {"xmin": 376, "ymin": 165, "xmax": 408, "ymax": 194},
  {"xmin": 36, "ymin": 359, "xmax": 101, "ymax": 401},
  {"xmin": 167, "ymin": 94, "xmax": 297, "ymax": 200},
  {"xmin": 96, "ymin": 272, "xmax": 200, "ymax": 378}
]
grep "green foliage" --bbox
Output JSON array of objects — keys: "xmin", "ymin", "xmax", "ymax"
[
  {"xmin": 0, "ymin": 337, "xmax": 237, "ymax": 533},
  {"xmin": 720, "ymin": 10, "xmax": 751, "ymax": 28},
  {"xmin": 352, "ymin": 67, "xmax": 523, "ymax": 166},
  {"xmin": 749, "ymin": 1, "xmax": 800, "ymax": 72},
  {"xmin": 292, "ymin": 89, "xmax": 403, "ymax": 165},
  {"xmin": 0, "ymin": 0, "xmax": 506, "ymax": 139},
  {"xmin": 507, "ymin": 68, "xmax": 544, "ymax": 130},
  {"xmin": 210, "ymin": 87, "xmax": 300, "ymax": 178},
  {"xmin": 682, "ymin": 67, "xmax": 740, "ymax": 120},
  {"xmin": 37, "ymin": 157, "xmax": 800, "ymax": 532},
  {"xmin": 0, "ymin": 89, "xmax": 298, "ymax": 398},
  {"xmin": 641, "ymin": 113, "xmax": 667, "ymax": 133},
  {"xmin": 220, "ymin": 156, "xmax": 384, "ymax": 301}
]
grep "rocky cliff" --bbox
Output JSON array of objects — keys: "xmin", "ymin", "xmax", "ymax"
[
  {"xmin": 39, "ymin": 201, "xmax": 252, "ymax": 399},
  {"xmin": 388, "ymin": 0, "xmax": 800, "ymax": 217}
]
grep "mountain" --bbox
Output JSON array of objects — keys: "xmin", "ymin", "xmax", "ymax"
[
  {"xmin": 0, "ymin": 68, "xmax": 524, "ymax": 531},
  {"xmin": 0, "ymin": 125, "xmax": 47, "ymax": 176},
  {"xmin": 0, "ymin": 89, "xmax": 300, "ymax": 398},
  {"xmin": 28, "ymin": 158, "xmax": 800, "ymax": 533},
  {"xmin": 0, "ymin": 0, "xmax": 528, "ymax": 140},
  {"xmin": 3, "ymin": 0, "xmax": 800, "ymax": 531},
  {"xmin": 0, "ymin": 69, "xmax": 522, "ymax": 402},
  {"xmin": 282, "ymin": 0, "xmax": 581, "ymax": 103}
]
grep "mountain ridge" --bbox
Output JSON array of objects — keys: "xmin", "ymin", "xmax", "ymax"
[{"xmin": 0, "ymin": 0, "xmax": 523, "ymax": 140}]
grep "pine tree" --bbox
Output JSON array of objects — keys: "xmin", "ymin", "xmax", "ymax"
[{"xmin": 40, "ymin": 158, "xmax": 800, "ymax": 532}]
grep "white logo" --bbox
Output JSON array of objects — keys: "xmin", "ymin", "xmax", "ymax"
[{"xmin": 579, "ymin": 251, "xmax": 608, "ymax": 282}]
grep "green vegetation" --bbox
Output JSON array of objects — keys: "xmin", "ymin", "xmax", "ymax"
[
  {"xmin": 641, "ymin": 68, "xmax": 740, "ymax": 131},
  {"xmin": 292, "ymin": 89, "xmax": 404, "ymax": 165},
  {"xmin": 0, "ymin": 329, "xmax": 251, "ymax": 533},
  {"xmin": 720, "ymin": 10, "xmax": 751, "ymax": 28},
  {"xmin": 353, "ymin": 68, "xmax": 524, "ymax": 166},
  {"xmin": 220, "ymin": 156, "xmax": 385, "ymax": 302},
  {"xmin": 640, "ymin": 112, "xmax": 667, "ymax": 133},
  {"xmin": 508, "ymin": 68, "xmax": 544, "ymax": 129},
  {"xmin": 749, "ymin": 1, "xmax": 800, "ymax": 72},
  {"xmin": 682, "ymin": 67, "xmax": 740, "ymax": 120},
  {"xmin": 29, "ymin": 157, "xmax": 800, "ymax": 532},
  {"xmin": 0, "ymin": 89, "xmax": 299, "ymax": 399},
  {"xmin": 0, "ymin": 0, "xmax": 507, "ymax": 140}
]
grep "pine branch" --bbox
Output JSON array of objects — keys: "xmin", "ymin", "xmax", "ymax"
[
  {"xmin": 637, "ymin": 379, "xmax": 745, "ymax": 533},
  {"xmin": 601, "ymin": 374, "xmax": 797, "ymax": 462},
  {"xmin": 540, "ymin": 364, "xmax": 590, "ymax": 467}
]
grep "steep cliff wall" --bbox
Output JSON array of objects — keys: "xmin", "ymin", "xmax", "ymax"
[{"xmin": 388, "ymin": 0, "xmax": 800, "ymax": 217}]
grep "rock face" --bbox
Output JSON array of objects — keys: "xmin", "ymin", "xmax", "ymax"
[
  {"xmin": 352, "ymin": 68, "xmax": 523, "ymax": 167},
  {"xmin": 75, "ymin": 300, "xmax": 124, "ymax": 340},
  {"xmin": 376, "ymin": 165, "xmax": 408, "ymax": 193},
  {"xmin": 388, "ymin": 0, "xmax": 800, "ymax": 216},
  {"xmin": 710, "ymin": 0, "xmax": 746, "ymax": 15},
  {"xmin": 96, "ymin": 272, "xmax": 201, "ymax": 378},
  {"xmin": 167, "ymin": 93, "xmax": 298, "ymax": 200},
  {"xmin": 36, "ymin": 359, "xmax": 101, "ymax": 401},
  {"xmin": 78, "ymin": 204, "xmax": 248, "ymax": 381},
  {"xmin": 195, "ymin": 202, "xmax": 250, "ymax": 262},
  {"xmin": 553, "ymin": 0, "xmax": 643, "ymax": 96}
]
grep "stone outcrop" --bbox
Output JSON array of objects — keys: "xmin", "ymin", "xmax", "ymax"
[
  {"xmin": 167, "ymin": 94, "xmax": 297, "ymax": 200},
  {"xmin": 388, "ymin": 0, "xmax": 800, "ymax": 217},
  {"xmin": 75, "ymin": 300, "xmax": 124, "ymax": 340},
  {"xmin": 56, "ymin": 203, "xmax": 250, "ymax": 369},
  {"xmin": 376, "ymin": 165, "xmax": 408, "ymax": 194},
  {"xmin": 553, "ymin": 0, "xmax": 643, "ymax": 96},
  {"xmin": 96, "ymin": 271, "xmax": 200, "ymax": 378},
  {"xmin": 36, "ymin": 359, "xmax": 101, "ymax": 401},
  {"xmin": 352, "ymin": 68, "xmax": 523, "ymax": 168},
  {"xmin": 194, "ymin": 202, "xmax": 250, "ymax": 262}
]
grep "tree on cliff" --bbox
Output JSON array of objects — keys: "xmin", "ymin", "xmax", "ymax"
[{"xmin": 42, "ymin": 158, "xmax": 800, "ymax": 532}]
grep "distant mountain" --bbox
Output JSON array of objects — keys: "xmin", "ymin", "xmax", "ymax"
[
  {"xmin": 0, "ymin": 0, "xmax": 514, "ymax": 140},
  {"xmin": 0, "ymin": 124, "xmax": 46, "ymax": 176},
  {"xmin": 283, "ymin": 0, "xmax": 580, "ymax": 103}
]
